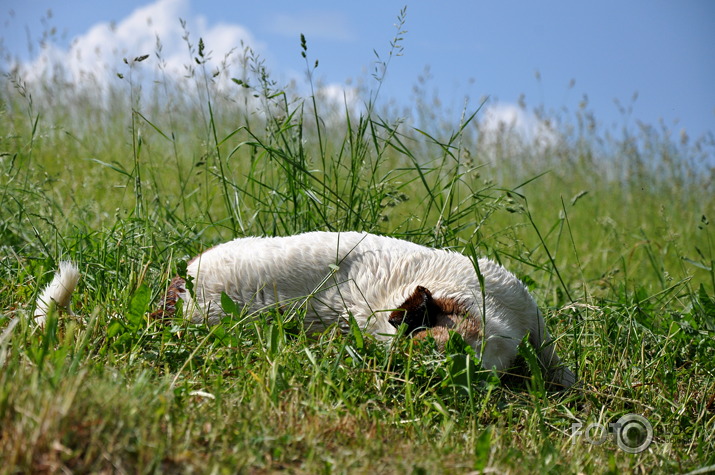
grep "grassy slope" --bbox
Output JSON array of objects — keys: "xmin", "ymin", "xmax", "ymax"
[{"xmin": 2, "ymin": 24, "xmax": 715, "ymax": 474}]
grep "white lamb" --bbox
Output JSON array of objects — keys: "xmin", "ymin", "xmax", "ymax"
[{"xmin": 35, "ymin": 231, "xmax": 576, "ymax": 388}]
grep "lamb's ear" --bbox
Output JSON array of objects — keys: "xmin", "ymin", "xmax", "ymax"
[{"xmin": 388, "ymin": 285, "xmax": 441, "ymax": 332}]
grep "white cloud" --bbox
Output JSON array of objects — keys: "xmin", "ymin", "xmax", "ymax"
[
  {"xmin": 14, "ymin": 0, "xmax": 261, "ymax": 90},
  {"xmin": 318, "ymin": 83, "xmax": 360, "ymax": 107},
  {"xmin": 314, "ymin": 82, "xmax": 364, "ymax": 120},
  {"xmin": 479, "ymin": 103, "xmax": 559, "ymax": 150}
]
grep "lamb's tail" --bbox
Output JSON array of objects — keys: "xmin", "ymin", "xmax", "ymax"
[{"xmin": 34, "ymin": 261, "xmax": 80, "ymax": 327}]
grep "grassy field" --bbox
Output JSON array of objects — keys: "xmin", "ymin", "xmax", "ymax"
[{"xmin": 2, "ymin": 19, "xmax": 715, "ymax": 474}]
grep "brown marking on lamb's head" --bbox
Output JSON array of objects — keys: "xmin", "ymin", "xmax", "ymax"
[
  {"xmin": 388, "ymin": 286, "xmax": 440, "ymax": 333},
  {"xmin": 411, "ymin": 326, "xmax": 451, "ymax": 350},
  {"xmin": 389, "ymin": 285, "xmax": 482, "ymax": 347},
  {"xmin": 150, "ymin": 276, "xmax": 187, "ymax": 321}
]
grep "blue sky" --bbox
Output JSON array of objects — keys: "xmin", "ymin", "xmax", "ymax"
[{"xmin": 2, "ymin": 0, "xmax": 714, "ymax": 142}]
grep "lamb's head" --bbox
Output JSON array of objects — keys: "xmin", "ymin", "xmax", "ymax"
[
  {"xmin": 388, "ymin": 284, "xmax": 576, "ymax": 390},
  {"xmin": 388, "ymin": 285, "xmax": 481, "ymax": 349}
]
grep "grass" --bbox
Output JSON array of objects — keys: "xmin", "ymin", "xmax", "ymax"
[{"xmin": 2, "ymin": 10, "xmax": 715, "ymax": 473}]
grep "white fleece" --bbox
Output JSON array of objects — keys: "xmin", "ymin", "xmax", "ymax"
[
  {"xmin": 34, "ymin": 261, "xmax": 80, "ymax": 327},
  {"xmin": 33, "ymin": 232, "xmax": 576, "ymax": 387},
  {"xmin": 183, "ymin": 231, "xmax": 575, "ymax": 387}
]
